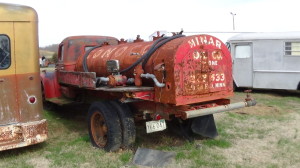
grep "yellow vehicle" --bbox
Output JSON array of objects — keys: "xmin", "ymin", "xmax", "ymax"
[{"xmin": 0, "ymin": 3, "xmax": 47, "ymax": 151}]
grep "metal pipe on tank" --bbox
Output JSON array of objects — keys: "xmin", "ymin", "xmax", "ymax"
[{"xmin": 140, "ymin": 73, "xmax": 165, "ymax": 87}]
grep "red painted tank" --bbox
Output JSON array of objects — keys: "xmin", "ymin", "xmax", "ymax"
[{"xmin": 75, "ymin": 35, "xmax": 233, "ymax": 105}]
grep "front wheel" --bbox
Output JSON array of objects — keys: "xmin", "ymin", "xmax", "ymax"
[{"xmin": 88, "ymin": 101, "xmax": 122, "ymax": 152}]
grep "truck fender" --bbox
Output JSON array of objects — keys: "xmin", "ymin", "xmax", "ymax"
[{"xmin": 40, "ymin": 71, "xmax": 61, "ymax": 99}]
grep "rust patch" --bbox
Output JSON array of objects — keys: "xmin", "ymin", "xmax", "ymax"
[
  {"xmin": 173, "ymin": 35, "xmax": 233, "ymax": 105},
  {"xmin": 134, "ymin": 65, "xmax": 144, "ymax": 87},
  {"xmin": 0, "ymin": 119, "xmax": 48, "ymax": 151},
  {"xmin": 182, "ymin": 50, "xmax": 210, "ymax": 95},
  {"xmin": 17, "ymin": 72, "xmax": 44, "ymax": 123},
  {"xmin": 0, "ymin": 74, "xmax": 18, "ymax": 125},
  {"xmin": 58, "ymin": 71, "xmax": 97, "ymax": 88},
  {"xmin": 107, "ymin": 75, "xmax": 127, "ymax": 87}
]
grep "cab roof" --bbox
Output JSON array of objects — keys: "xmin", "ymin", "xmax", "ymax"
[{"xmin": 0, "ymin": 3, "xmax": 37, "ymax": 22}]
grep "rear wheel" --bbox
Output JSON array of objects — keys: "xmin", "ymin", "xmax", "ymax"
[
  {"xmin": 88, "ymin": 101, "xmax": 122, "ymax": 152},
  {"xmin": 108, "ymin": 101, "xmax": 136, "ymax": 148}
]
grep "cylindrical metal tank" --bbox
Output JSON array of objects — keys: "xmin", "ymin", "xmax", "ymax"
[
  {"xmin": 75, "ymin": 40, "xmax": 156, "ymax": 76},
  {"xmin": 75, "ymin": 35, "xmax": 233, "ymax": 105}
]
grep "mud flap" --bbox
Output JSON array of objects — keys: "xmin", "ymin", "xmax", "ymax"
[{"xmin": 191, "ymin": 114, "xmax": 218, "ymax": 138}]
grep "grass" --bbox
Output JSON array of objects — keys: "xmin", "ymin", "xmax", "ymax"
[
  {"xmin": 1, "ymin": 92, "xmax": 300, "ymax": 167},
  {"xmin": 202, "ymin": 139, "xmax": 231, "ymax": 148},
  {"xmin": 119, "ymin": 151, "xmax": 132, "ymax": 163},
  {"xmin": 174, "ymin": 142, "xmax": 228, "ymax": 168}
]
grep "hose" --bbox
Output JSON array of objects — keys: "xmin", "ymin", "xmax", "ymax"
[
  {"xmin": 119, "ymin": 36, "xmax": 168, "ymax": 73},
  {"xmin": 141, "ymin": 34, "xmax": 185, "ymax": 69},
  {"xmin": 83, "ymin": 44, "xmax": 103, "ymax": 72}
]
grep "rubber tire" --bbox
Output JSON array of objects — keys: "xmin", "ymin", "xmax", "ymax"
[
  {"xmin": 108, "ymin": 101, "xmax": 136, "ymax": 148},
  {"xmin": 88, "ymin": 101, "xmax": 122, "ymax": 152}
]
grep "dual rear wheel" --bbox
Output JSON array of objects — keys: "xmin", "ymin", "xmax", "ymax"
[{"xmin": 87, "ymin": 101, "xmax": 136, "ymax": 152}]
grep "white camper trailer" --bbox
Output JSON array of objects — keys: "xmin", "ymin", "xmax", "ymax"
[{"xmin": 228, "ymin": 32, "xmax": 300, "ymax": 91}]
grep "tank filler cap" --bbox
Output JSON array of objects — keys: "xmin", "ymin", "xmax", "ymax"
[{"xmin": 133, "ymin": 35, "xmax": 144, "ymax": 43}]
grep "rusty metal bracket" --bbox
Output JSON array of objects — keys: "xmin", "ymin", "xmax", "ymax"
[{"xmin": 58, "ymin": 71, "xmax": 97, "ymax": 89}]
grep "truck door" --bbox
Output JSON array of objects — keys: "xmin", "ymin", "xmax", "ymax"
[
  {"xmin": 0, "ymin": 22, "xmax": 18, "ymax": 125},
  {"xmin": 232, "ymin": 43, "xmax": 253, "ymax": 87}
]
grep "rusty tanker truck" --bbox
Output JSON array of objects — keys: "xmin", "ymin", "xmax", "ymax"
[
  {"xmin": 0, "ymin": 3, "xmax": 48, "ymax": 151},
  {"xmin": 41, "ymin": 32, "xmax": 256, "ymax": 151}
]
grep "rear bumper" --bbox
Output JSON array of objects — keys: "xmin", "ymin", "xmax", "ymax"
[
  {"xmin": 0, "ymin": 119, "xmax": 48, "ymax": 151},
  {"xmin": 184, "ymin": 100, "xmax": 257, "ymax": 119}
]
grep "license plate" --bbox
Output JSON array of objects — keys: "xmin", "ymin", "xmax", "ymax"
[{"xmin": 146, "ymin": 119, "xmax": 167, "ymax": 133}]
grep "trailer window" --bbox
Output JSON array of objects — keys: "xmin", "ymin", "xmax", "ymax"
[
  {"xmin": 285, "ymin": 42, "xmax": 300, "ymax": 56},
  {"xmin": 235, "ymin": 45, "xmax": 251, "ymax": 58},
  {"xmin": 0, "ymin": 35, "xmax": 10, "ymax": 69}
]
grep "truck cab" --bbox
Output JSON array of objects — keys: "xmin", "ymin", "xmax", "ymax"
[
  {"xmin": 41, "ymin": 36, "xmax": 119, "ymax": 103},
  {"xmin": 57, "ymin": 36, "xmax": 118, "ymax": 71}
]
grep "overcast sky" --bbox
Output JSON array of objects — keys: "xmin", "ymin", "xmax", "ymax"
[{"xmin": 1, "ymin": 0, "xmax": 299, "ymax": 46}]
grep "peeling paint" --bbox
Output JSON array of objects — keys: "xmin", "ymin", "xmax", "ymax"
[{"xmin": 0, "ymin": 119, "xmax": 47, "ymax": 151}]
